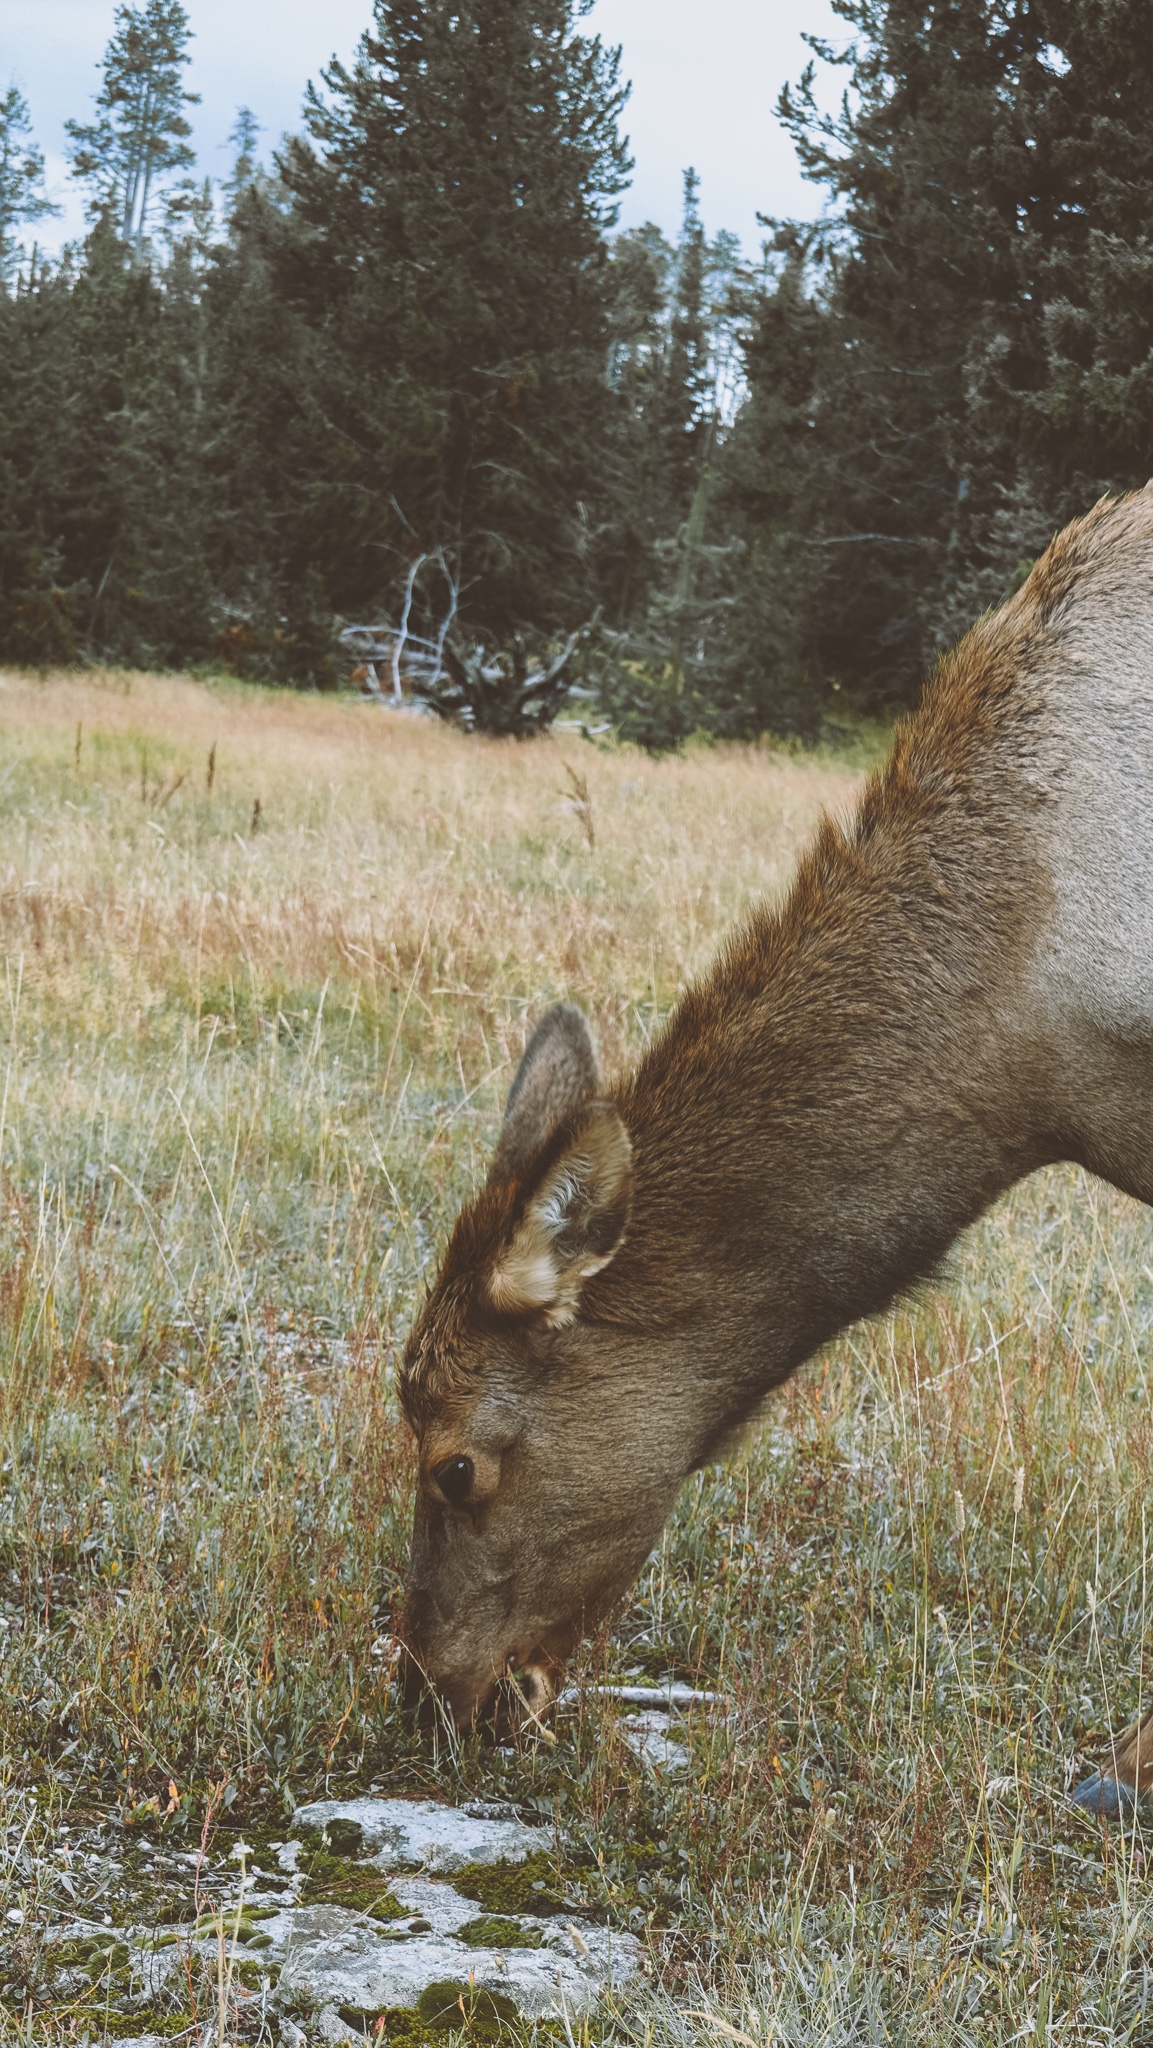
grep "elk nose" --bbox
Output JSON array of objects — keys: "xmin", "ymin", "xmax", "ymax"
[
  {"xmin": 397, "ymin": 1638, "xmax": 507, "ymax": 1733},
  {"xmin": 397, "ymin": 1641, "xmax": 443, "ymax": 1729},
  {"xmin": 395, "ymin": 1584, "xmax": 442, "ymax": 1727},
  {"xmin": 395, "ymin": 1617, "xmax": 492, "ymax": 1731}
]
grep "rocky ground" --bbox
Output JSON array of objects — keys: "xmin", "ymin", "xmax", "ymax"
[{"xmin": 20, "ymin": 1793, "xmax": 645, "ymax": 2046}]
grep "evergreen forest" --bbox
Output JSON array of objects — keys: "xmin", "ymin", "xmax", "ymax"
[{"xmin": 5, "ymin": 0, "xmax": 1153, "ymax": 741}]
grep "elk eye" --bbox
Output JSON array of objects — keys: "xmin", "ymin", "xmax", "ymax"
[{"xmin": 434, "ymin": 1455, "xmax": 474, "ymax": 1507}]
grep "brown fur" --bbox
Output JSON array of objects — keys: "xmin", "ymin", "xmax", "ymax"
[{"xmin": 399, "ymin": 490, "xmax": 1153, "ymax": 1801}]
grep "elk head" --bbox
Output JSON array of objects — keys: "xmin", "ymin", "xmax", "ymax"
[{"xmin": 398, "ymin": 1004, "xmax": 687, "ymax": 1727}]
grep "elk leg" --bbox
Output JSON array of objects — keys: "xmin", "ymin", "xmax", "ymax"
[{"xmin": 1072, "ymin": 1706, "xmax": 1153, "ymax": 1816}]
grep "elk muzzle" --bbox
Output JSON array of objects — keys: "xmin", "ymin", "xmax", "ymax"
[{"xmin": 396, "ymin": 1594, "xmax": 566, "ymax": 1734}]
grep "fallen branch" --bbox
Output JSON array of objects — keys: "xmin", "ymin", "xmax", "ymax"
[{"xmin": 554, "ymin": 1683, "xmax": 726, "ymax": 1710}]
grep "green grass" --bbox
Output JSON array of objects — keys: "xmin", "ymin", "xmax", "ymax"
[{"xmin": 0, "ymin": 668, "xmax": 1150, "ymax": 2044}]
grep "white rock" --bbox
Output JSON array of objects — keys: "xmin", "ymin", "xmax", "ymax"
[
  {"xmin": 43, "ymin": 1800, "xmax": 642, "ymax": 2031},
  {"xmin": 618, "ymin": 1710, "xmax": 691, "ymax": 1772},
  {"xmin": 273, "ymin": 1905, "xmax": 636, "ymax": 2021},
  {"xmin": 542, "ymin": 1919, "xmax": 640, "ymax": 1987},
  {"xmin": 314, "ymin": 2009, "xmax": 363, "ymax": 2046},
  {"xmin": 388, "ymin": 1875, "xmax": 482, "ymax": 1935},
  {"xmin": 292, "ymin": 1797, "xmax": 545, "ymax": 1873}
]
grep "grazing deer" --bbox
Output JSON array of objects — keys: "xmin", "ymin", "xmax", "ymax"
[{"xmin": 400, "ymin": 489, "xmax": 1153, "ymax": 1815}]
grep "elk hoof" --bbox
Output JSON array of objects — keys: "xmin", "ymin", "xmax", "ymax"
[{"xmin": 1071, "ymin": 1770, "xmax": 1136, "ymax": 1818}]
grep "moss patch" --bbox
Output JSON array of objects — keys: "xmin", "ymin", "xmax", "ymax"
[
  {"xmin": 53, "ymin": 1936, "xmax": 131, "ymax": 1968},
  {"xmin": 301, "ymin": 1812, "xmax": 367, "ymax": 1855},
  {"xmin": 298, "ymin": 1843, "xmax": 408, "ymax": 1921},
  {"xmin": 339, "ymin": 1981, "xmax": 526, "ymax": 2043},
  {"xmin": 362, "ymin": 2010, "xmax": 565, "ymax": 2048},
  {"xmin": 151, "ymin": 1896, "xmax": 207, "ymax": 1927},
  {"xmin": 419, "ymin": 1981, "xmax": 522, "ymax": 2034},
  {"xmin": 233, "ymin": 1955, "xmax": 279, "ymax": 1990},
  {"xmin": 452, "ymin": 1854, "xmax": 570, "ymax": 1917},
  {"xmin": 70, "ymin": 2011, "xmax": 194, "ymax": 2040},
  {"xmin": 458, "ymin": 1915, "xmax": 544, "ymax": 1950}
]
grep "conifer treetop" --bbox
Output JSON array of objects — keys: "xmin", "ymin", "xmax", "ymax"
[
  {"xmin": 65, "ymin": 0, "xmax": 200, "ymax": 247},
  {"xmin": 0, "ymin": 85, "xmax": 60, "ymax": 284}
]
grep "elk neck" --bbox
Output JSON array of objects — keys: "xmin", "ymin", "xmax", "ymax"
[{"xmin": 590, "ymin": 662, "xmax": 1059, "ymax": 1449}]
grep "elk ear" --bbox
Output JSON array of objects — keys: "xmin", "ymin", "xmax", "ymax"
[
  {"xmin": 487, "ymin": 1101, "xmax": 632, "ymax": 1328},
  {"xmin": 489, "ymin": 1003, "xmax": 601, "ymax": 1184}
]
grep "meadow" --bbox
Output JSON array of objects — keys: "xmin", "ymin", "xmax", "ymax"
[{"xmin": 0, "ymin": 667, "xmax": 1149, "ymax": 2046}]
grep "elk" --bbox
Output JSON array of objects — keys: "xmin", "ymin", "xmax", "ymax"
[{"xmin": 399, "ymin": 489, "xmax": 1153, "ymax": 1816}]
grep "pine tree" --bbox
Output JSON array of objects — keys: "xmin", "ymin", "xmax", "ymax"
[
  {"xmin": 599, "ymin": 220, "xmax": 676, "ymax": 626},
  {"xmin": 255, "ymin": 0, "xmax": 631, "ymax": 674},
  {"xmin": 736, "ymin": 0, "xmax": 1153, "ymax": 715},
  {"xmin": 65, "ymin": 0, "xmax": 200, "ymax": 248},
  {"xmin": 768, "ymin": 0, "xmax": 1038, "ymax": 703},
  {"xmin": 0, "ymin": 86, "xmax": 59, "ymax": 285},
  {"xmin": 701, "ymin": 228, "xmax": 830, "ymax": 736},
  {"xmin": 596, "ymin": 175, "xmax": 750, "ymax": 741},
  {"xmin": 0, "ymin": 187, "xmax": 222, "ymax": 672},
  {"xmin": 224, "ymin": 108, "xmax": 262, "ymax": 213},
  {"xmin": 663, "ymin": 172, "xmax": 713, "ymax": 508},
  {"xmin": 965, "ymin": 0, "xmax": 1153, "ymax": 523},
  {"xmin": 603, "ymin": 174, "xmax": 738, "ymax": 601}
]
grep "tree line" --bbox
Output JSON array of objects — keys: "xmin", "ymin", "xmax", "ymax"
[{"xmin": 3, "ymin": 0, "xmax": 1153, "ymax": 741}]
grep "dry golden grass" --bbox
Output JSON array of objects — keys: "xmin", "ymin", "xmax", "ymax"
[
  {"xmin": 0, "ymin": 667, "xmax": 857, "ymax": 1066},
  {"xmin": 0, "ymin": 668, "xmax": 1150, "ymax": 2046}
]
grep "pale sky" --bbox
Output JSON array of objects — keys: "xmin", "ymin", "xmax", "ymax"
[{"xmin": 2, "ymin": 0, "xmax": 841, "ymax": 257}]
